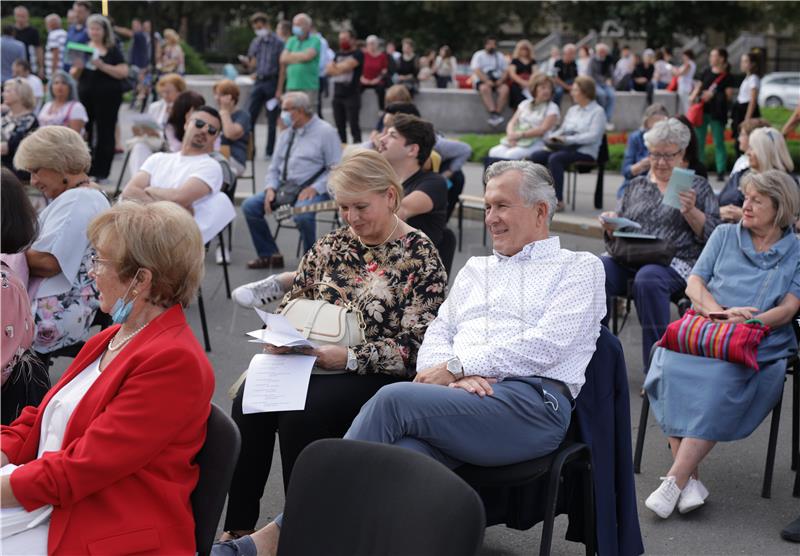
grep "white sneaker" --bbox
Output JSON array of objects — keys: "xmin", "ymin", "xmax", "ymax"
[
  {"xmin": 488, "ymin": 114, "xmax": 504, "ymax": 126},
  {"xmin": 215, "ymin": 245, "xmax": 232, "ymax": 265},
  {"xmin": 678, "ymin": 478, "xmax": 709, "ymax": 514},
  {"xmin": 645, "ymin": 476, "xmax": 682, "ymax": 519},
  {"xmin": 232, "ymin": 275, "xmax": 286, "ymax": 310}
]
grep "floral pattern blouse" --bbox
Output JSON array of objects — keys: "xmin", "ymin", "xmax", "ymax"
[{"xmin": 278, "ymin": 227, "xmax": 448, "ymax": 377}]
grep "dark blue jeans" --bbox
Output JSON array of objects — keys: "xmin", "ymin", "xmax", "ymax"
[
  {"xmin": 600, "ymin": 256, "xmax": 686, "ymax": 372},
  {"xmin": 243, "ymin": 190, "xmax": 329, "ymax": 258},
  {"xmin": 528, "ymin": 149, "xmax": 595, "ymax": 202},
  {"xmin": 246, "ymin": 78, "xmax": 279, "ymax": 156}
]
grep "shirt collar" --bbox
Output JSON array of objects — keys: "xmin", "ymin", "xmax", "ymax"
[
  {"xmin": 493, "ymin": 235, "xmax": 561, "ymax": 262},
  {"xmin": 294, "ymin": 115, "xmax": 318, "ymax": 136}
]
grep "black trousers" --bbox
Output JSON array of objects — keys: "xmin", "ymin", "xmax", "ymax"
[
  {"xmin": 361, "ymin": 83, "xmax": 386, "ymax": 110},
  {"xmin": 332, "ymin": 93, "xmax": 362, "ymax": 143},
  {"xmin": 81, "ymin": 89, "xmax": 121, "ymax": 179},
  {"xmin": 247, "ymin": 78, "xmax": 280, "ymax": 156},
  {"xmin": 223, "ymin": 372, "xmax": 404, "ymax": 530}
]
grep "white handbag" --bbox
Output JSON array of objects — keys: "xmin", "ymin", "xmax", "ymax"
[{"xmin": 280, "ymin": 281, "xmax": 366, "ymax": 347}]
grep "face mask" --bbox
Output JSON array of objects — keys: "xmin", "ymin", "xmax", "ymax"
[
  {"xmin": 110, "ymin": 271, "xmax": 142, "ymax": 325},
  {"xmin": 339, "ymin": 39, "xmax": 352, "ymax": 51},
  {"xmin": 280, "ymin": 110, "xmax": 293, "ymax": 127},
  {"xmin": 291, "ymin": 25, "xmax": 304, "ymax": 38},
  {"xmin": 255, "ymin": 28, "xmax": 268, "ymax": 38}
]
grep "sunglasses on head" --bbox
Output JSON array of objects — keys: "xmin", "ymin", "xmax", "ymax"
[{"xmin": 192, "ymin": 118, "xmax": 219, "ymax": 135}]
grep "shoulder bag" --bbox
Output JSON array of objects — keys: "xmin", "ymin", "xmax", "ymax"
[
  {"xmin": 271, "ymin": 130, "xmax": 328, "ymax": 208},
  {"xmin": 686, "ymin": 72, "xmax": 727, "ymax": 127},
  {"xmin": 605, "ymin": 235, "xmax": 677, "ymax": 269},
  {"xmin": 280, "ymin": 281, "xmax": 366, "ymax": 347}
]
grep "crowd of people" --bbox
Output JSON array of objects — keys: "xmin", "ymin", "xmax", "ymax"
[{"xmin": 2, "ymin": 3, "xmax": 800, "ymax": 554}]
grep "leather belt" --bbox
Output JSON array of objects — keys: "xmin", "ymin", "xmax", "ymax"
[{"xmin": 538, "ymin": 377, "xmax": 575, "ymax": 406}]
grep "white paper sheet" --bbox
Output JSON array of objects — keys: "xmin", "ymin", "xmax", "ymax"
[
  {"xmin": 662, "ymin": 167, "xmax": 695, "ymax": 209},
  {"xmin": 242, "ymin": 353, "xmax": 316, "ymax": 413},
  {"xmin": 247, "ymin": 309, "xmax": 316, "ymax": 348},
  {"xmin": 0, "ymin": 465, "xmax": 53, "ymax": 539}
]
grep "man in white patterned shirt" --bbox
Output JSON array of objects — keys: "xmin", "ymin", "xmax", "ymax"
[{"xmin": 345, "ymin": 160, "xmax": 606, "ymax": 468}]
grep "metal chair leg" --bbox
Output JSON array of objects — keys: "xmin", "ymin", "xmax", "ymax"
[
  {"xmin": 113, "ymin": 150, "xmax": 133, "ymax": 198},
  {"xmin": 583, "ymin": 460, "xmax": 595, "ymax": 556},
  {"xmin": 634, "ymin": 395, "xmax": 650, "ymax": 474},
  {"xmin": 762, "ymin": 395, "xmax": 783, "ymax": 498},
  {"xmin": 457, "ymin": 201, "xmax": 464, "ymax": 252},
  {"xmin": 218, "ymin": 232, "xmax": 231, "ymax": 299},
  {"xmin": 792, "ymin": 363, "xmax": 798, "ymax": 471},
  {"xmin": 197, "ymin": 288, "xmax": 212, "ymax": 352}
]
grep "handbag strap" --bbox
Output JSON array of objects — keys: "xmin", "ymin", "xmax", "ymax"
[
  {"xmin": 287, "ymin": 281, "xmax": 367, "ymax": 332},
  {"xmin": 699, "ymin": 72, "xmax": 727, "ymax": 104},
  {"xmin": 282, "ymin": 130, "xmax": 296, "ymax": 182}
]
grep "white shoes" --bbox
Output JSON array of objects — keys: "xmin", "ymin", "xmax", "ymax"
[
  {"xmin": 232, "ymin": 275, "xmax": 286, "ymax": 310},
  {"xmin": 677, "ymin": 478, "xmax": 709, "ymax": 514},
  {"xmin": 645, "ymin": 476, "xmax": 682, "ymax": 518},
  {"xmin": 646, "ymin": 476, "xmax": 710, "ymax": 519}
]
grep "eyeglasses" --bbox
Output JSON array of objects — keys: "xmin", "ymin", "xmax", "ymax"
[
  {"xmin": 89, "ymin": 255, "xmax": 116, "ymax": 272},
  {"xmin": 191, "ymin": 119, "xmax": 219, "ymax": 135},
  {"xmin": 649, "ymin": 150, "xmax": 683, "ymax": 162}
]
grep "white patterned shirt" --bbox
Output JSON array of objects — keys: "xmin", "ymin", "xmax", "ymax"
[{"xmin": 417, "ymin": 236, "xmax": 606, "ymax": 398}]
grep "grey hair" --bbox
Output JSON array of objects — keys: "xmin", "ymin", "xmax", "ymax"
[
  {"xmin": 283, "ymin": 91, "xmax": 313, "ymax": 115},
  {"xmin": 48, "ymin": 70, "xmax": 78, "ymax": 101},
  {"xmin": 641, "ymin": 102, "xmax": 669, "ymax": 129},
  {"xmin": 644, "ymin": 117, "xmax": 691, "ymax": 151},
  {"xmin": 484, "ymin": 161, "xmax": 558, "ymax": 223},
  {"xmin": 366, "ymin": 34, "xmax": 379, "ymax": 44},
  {"xmin": 294, "ymin": 13, "xmax": 312, "ymax": 27},
  {"xmin": 45, "ymin": 13, "xmax": 62, "ymax": 27},
  {"xmin": 563, "ymin": 43, "xmax": 576, "ymax": 53},
  {"xmin": 87, "ymin": 14, "xmax": 116, "ymax": 50},
  {"xmin": 740, "ymin": 169, "xmax": 800, "ymax": 230}
]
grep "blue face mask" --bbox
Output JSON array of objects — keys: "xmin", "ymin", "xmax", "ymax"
[
  {"xmin": 280, "ymin": 110, "xmax": 293, "ymax": 127},
  {"xmin": 110, "ymin": 272, "xmax": 142, "ymax": 325},
  {"xmin": 291, "ymin": 25, "xmax": 304, "ymax": 38}
]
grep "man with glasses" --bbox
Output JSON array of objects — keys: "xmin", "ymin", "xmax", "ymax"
[
  {"xmin": 121, "ymin": 106, "xmax": 236, "ymax": 244},
  {"xmin": 240, "ymin": 91, "xmax": 341, "ymax": 269}
]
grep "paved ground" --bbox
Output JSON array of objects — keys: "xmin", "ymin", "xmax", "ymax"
[{"xmin": 48, "ymin": 105, "xmax": 799, "ymax": 555}]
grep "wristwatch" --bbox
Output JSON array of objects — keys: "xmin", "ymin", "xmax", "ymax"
[
  {"xmin": 446, "ymin": 356, "xmax": 464, "ymax": 380},
  {"xmin": 346, "ymin": 348, "xmax": 358, "ymax": 371}
]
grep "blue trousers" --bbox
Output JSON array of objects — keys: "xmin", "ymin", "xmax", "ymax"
[
  {"xmin": 242, "ymin": 190, "xmax": 328, "ymax": 258},
  {"xmin": 595, "ymin": 83, "xmax": 616, "ymax": 120},
  {"xmin": 600, "ymin": 256, "xmax": 686, "ymax": 372},
  {"xmin": 246, "ymin": 78, "xmax": 279, "ymax": 156},
  {"xmin": 343, "ymin": 378, "xmax": 571, "ymax": 469},
  {"xmin": 528, "ymin": 149, "xmax": 595, "ymax": 202}
]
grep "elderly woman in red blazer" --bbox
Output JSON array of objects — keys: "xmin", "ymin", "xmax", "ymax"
[{"xmin": 0, "ymin": 201, "xmax": 214, "ymax": 555}]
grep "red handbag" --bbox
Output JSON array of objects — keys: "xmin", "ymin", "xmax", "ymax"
[
  {"xmin": 666, "ymin": 75, "xmax": 678, "ymax": 92},
  {"xmin": 685, "ymin": 72, "xmax": 727, "ymax": 127}
]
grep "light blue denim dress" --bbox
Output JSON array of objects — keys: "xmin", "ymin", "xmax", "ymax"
[{"xmin": 645, "ymin": 223, "xmax": 800, "ymax": 441}]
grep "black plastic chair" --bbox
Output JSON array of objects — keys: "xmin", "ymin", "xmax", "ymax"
[
  {"xmin": 564, "ymin": 134, "xmax": 609, "ymax": 211},
  {"xmin": 191, "ymin": 403, "xmax": 241, "ymax": 556},
  {"xmin": 611, "ymin": 277, "xmax": 690, "ymax": 336},
  {"xmin": 277, "ymin": 438, "xmax": 485, "ymax": 556},
  {"xmin": 438, "ymin": 227, "xmax": 457, "ymax": 278}
]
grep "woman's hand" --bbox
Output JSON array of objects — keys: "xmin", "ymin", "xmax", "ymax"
[
  {"xmin": 217, "ymin": 94, "xmax": 236, "ymax": 112},
  {"xmin": 599, "ymin": 211, "xmax": 618, "ymax": 233},
  {"xmin": 714, "ymin": 306, "xmax": 761, "ymax": 324},
  {"xmin": 631, "ymin": 158, "xmax": 650, "ymax": 176},
  {"xmin": 312, "ymin": 345, "xmax": 348, "ymax": 370},
  {"xmin": 678, "ymin": 189, "xmax": 697, "ymax": 215},
  {"xmin": 449, "ymin": 376, "xmax": 497, "ymax": 397},
  {"xmin": 720, "ymin": 204, "xmax": 743, "ymax": 222}
]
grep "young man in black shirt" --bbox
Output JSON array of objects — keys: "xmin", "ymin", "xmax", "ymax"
[{"xmin": 378, "ymin": 113, "xmax": 448, "ymax": 251}]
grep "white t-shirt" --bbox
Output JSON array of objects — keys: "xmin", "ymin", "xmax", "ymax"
[
  {"xmin": 45, "ymin": 28, "xmax": 67, "ymax": 78},
  {"xmin": 470, "ymin": 49, "xmax": 507, "ymax": 80},
  {"xmin": 37, "ymin": 100, "xmax": 89, "ymax": 127},
  {"xmin": 678, "ymin": 60, "xmax": 696, "ymax": 94},
  {"xmin": 516, "ymin": 99, "xmax": 561, "ymax": 130},
  {"xmin": 24, "ymin": 74, "xmax": 44, "ymax": 101},
  {"xmin": 140, "ymin": 152, "xmax": 235, "ymax": 243},
  {"xmin": 736, "ymin": 74, "xmax": 760, "ymax": 104}
]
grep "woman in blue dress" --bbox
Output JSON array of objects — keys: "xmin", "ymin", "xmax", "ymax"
[{"xmin": 644, "ymin": 169, "xmax": 800, "ymax": 519}]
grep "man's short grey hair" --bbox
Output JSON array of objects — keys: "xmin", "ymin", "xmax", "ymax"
[
  {"xmin": 644, "ymin": 117, "xmax": 691, "ymax": 151},
  {"xmin": 45, "ymin": 13, "xmax": 62, "ymax": 26},
  {"xmin": 294, "ymin": 13, "xmax": 312, "ymax": 27},
  {"xmin": 563, "ymin": 43, "xmax": 576, "ymax": 53},
  {"xmin": 484, "ymin": 161, "xmax": 558, "ymax": 223},
  {"xmin": 283, "ymin": 91, "xmax": 313, "ymax": 115},
  {"xmin": 366, "ymin": 34, "xmax": 379, "ymax": 44},
  {"xmin": 596, "ymin": 43, "xmax": 609, "ymax": 54}
]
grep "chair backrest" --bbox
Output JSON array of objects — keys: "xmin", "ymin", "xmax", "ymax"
[
  {"xmin": 277, "ymin": 439, "xmax": 485, "ymax": 556},
  {"xmin": 208, "ymin": 151, "xmax": 238, "ymax": 202},
  {"xmin": 191, "ymin": 403, "xmax": 241, "ymax": 556},
  {"xmin": 597, "ymin": 134, "xmax": 609, "ymax": 165},
  {"xmin": 438, "ymin": 227, "xmax": 457, "ymax": 277}
]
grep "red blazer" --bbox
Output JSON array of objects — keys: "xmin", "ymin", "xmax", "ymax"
[{"xmin": 1, "ymin": 305, "xmax": 215, "ymax": 555}]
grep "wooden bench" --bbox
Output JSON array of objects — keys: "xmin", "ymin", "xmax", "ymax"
[{"xmin": 456, "ymin": 194, "xmax": 486, "ymax": 252}]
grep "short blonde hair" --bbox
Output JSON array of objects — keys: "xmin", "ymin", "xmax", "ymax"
[
  {"xmin": 328, "ymin": 148, "xmax": 404, "ymax": 212},
  {"xmin": 157, "ymin": 73, "xmax": 187, "ymax": 95},
  {"xmin": 164, "ymin": 28, "xmax": 180, "ymax": 44},
  {"xmin": 4, "ymin": 78, "xmax": 35, "ymax": 111},
  {"xmin": 14, "ymin": 126, "xmax": 91, "ymax": 174},
  {"xmin": 748, "ymin": 127, "xmax": 794, "ymax": 173},
  {"xmin": 740, "ymin": 170, "xmax": 800, "ymax": 230},
  {"xmin": 213, "ymin": 79, "xmax": 241, "ymax": 105},
  {"xmin": 87, "ymin": 201, "xmax": 205, "ymax": 308},
  {"xmin": 572, "ymin": 75, "xmax": 596, "ymax": 101},
  {"xmin": 385, "ymin": 84, "xmax": 412, "ymax": 104},
  {"xmin": 512, "ymin": 39, "xmax": 534, "ymax": 60}
]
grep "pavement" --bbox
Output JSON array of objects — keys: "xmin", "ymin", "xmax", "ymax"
[{"xmin": 47, "ymin": 104, "xmax": 799, "ymax": 555}]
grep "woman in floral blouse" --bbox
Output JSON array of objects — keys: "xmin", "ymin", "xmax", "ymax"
[{"xmin": 222, "ymin": 149, "xmax": 448, "ymax": 539}]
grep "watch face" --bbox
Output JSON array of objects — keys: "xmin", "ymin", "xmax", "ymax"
[{"xmin": 447, "ymin": 358, "xmax": 460, "ymax": 374}]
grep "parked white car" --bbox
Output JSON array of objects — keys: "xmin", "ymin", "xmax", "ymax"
[{"xmin": 758, "ymin": 72, "xmax": 800, "ymax": 109}]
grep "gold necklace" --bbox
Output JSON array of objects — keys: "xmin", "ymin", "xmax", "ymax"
[
  {"xmin": 108, "ymin": 321, "xmax": 149, "ymax": 352},
  {"xmin": 357, "ymin": 215, "xmax": 400, "ymax": 249}
]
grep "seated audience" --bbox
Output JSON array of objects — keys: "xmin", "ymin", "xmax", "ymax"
[
  {"xmin": 529, "ymin": 75, "xmax": 606, "ymax": 211},
  {"xmin": 370, "ymin": 84, "xmax": 412, "ymax": 140},
  {"xmin": 218, "ymin": 159, "xmax": 606, "ymax": 555},
  {"xmin": 378, "ymin": 114, "xmax": 449, "ymax": 255},
  {"xmin": 1, "ymin": 78, "xmax": 39, "ymax": 178},
  {"xmin": 471, "ymin": 36, "xmax": 509, "ymax": 127},
  {"xmin": 393, "ymin": 38, "xmax": 419, "ymax": 95},
  {"xmin": 220, "ymin": 149, "xmax": 448, "ymax": 541},
  {"xmin": 576, "ymin": 45, "xmax": 591, "ymax": 77},
  {"xmin": 432, "ymin": 45, "xmax": 457, "ymax": 89},
  {"xmin": 631, "ymin": 49, "xmax": 655, "ymax": 104},
  {"xmin": 553, "ymin": 43, "xmax": 578, "ymax": 105},
  {"xmin": 11, "ymin": 59, "xmax": 44, "ymax": 109},
  {"xmin": 729, "ymin": 117, "xmax": 770, "ymax": 176},
  {"xmin": 618, "ymin": 103, "xmax": 669, "ymax": 198},
  {"xmin": 653, "ymin": 48, "xmax": 673, "ymax": 90},
  {"xmin": 13, "ymin": 127, "xmax": 110, "ymax": 357},
  {"xmin": 0, "ymin": 201, "xmax": 214, "ymax": 554},
  {"xmin": 489, "ymin": 73, "xmax": 560, "ymax": 160},
  {"xmin": 165, "ymin": 90, "xmax": 206, "ymax": 152},
  {"xmin": 1, "ymin": 169, "xmax": 49, "ymax": 425},
  {"xmin": 214, "ymin": 78, "xmax": 252, "ymax": 177},
  {"xmin": 36, "ymin": 71, "xmax": 88, "ymax": 135},
  {"xmin": 599, "ymin": 118, "xmax": 721, "ymax": 374},
  {"xmin": 508, "ymin": 39, "xmax": 536, "ymax": 109},
  {"xmin": 127, "ymin": 72, "xmax": 187, "ymax": 176},
  {"xmin": 644, "ymin": 170, "xmax": 800, "ymax": 518},
  {"xmin": 718, "ymin": 126, "xmax": 795, "ymax": 222},
  {"xmin": 121, "ymin": 106, "xmax": 235, "ymax": 245},
  {"xmin": 588, "ymin": 42, "xmax": 615, "ymax": 122},
  {"xmin": 241, "ymin": 92, "xmax": 341, "ymax": 270}
]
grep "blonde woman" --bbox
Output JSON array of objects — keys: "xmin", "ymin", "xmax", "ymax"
[
  {"xmin": 508, "ymin": 39, "xmax": 537, "ymax": 108},
  {"xmin": 222, "ymin": 149, "xmax": 448, "ymax": 540},
  {"xmin": 159, "ymin": 29, "xmax": 186, "ymax": 75},
  {"xmin": 1, "ymin": 78, "xmax": 38, "ymax": 177}
]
